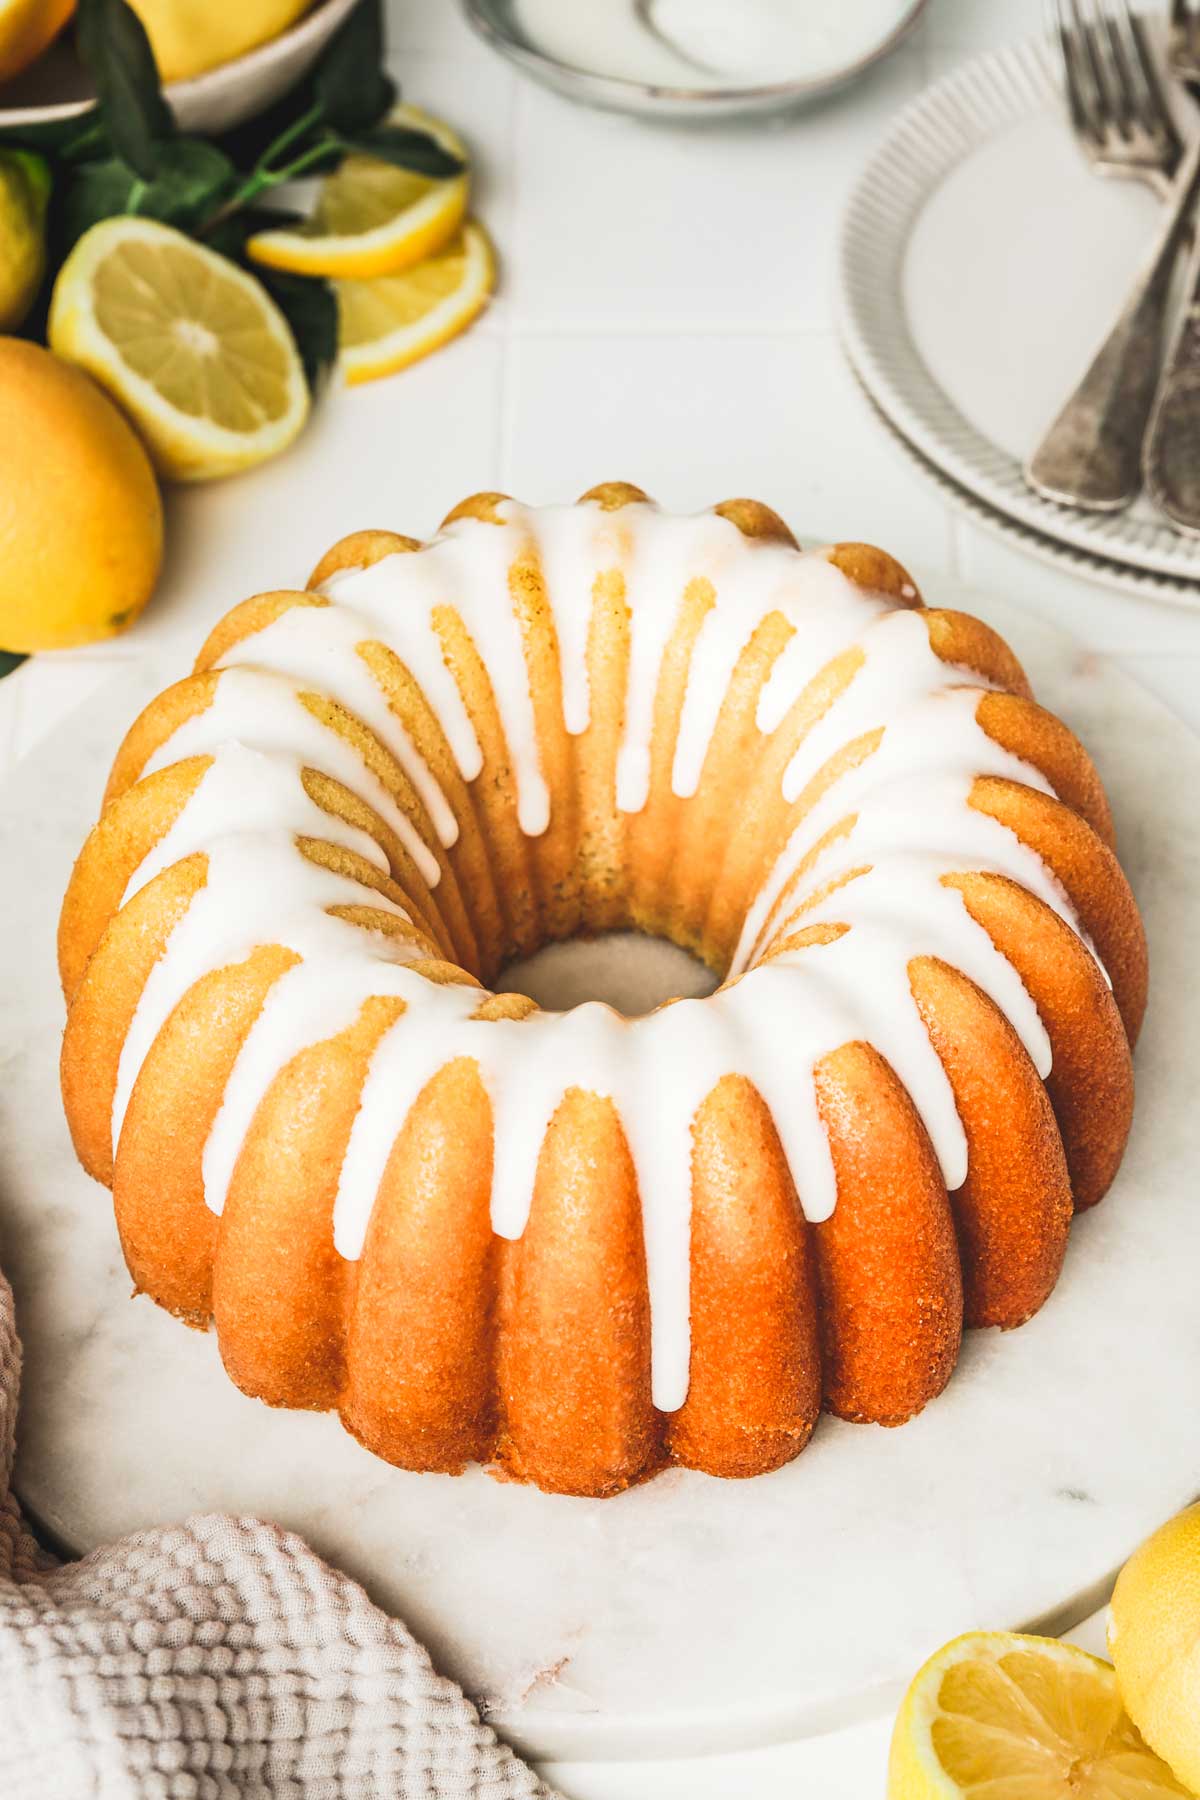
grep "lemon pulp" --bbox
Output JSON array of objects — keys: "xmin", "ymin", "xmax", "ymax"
[
  {"xmin": 50, "ymin": 218, "xmax": 309, "ymax": 481},
  {"xmin": 92, "ymin": 240, "xmax": 296, "ymax": 431},
  {"xmin": 889, "ymin": 1635, "xmax": 1190, "ymax": 1800}
]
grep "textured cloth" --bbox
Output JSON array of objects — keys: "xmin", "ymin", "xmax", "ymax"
[{"xmin": 0, "ymin": 1271, "xmax": 554, "ymax": 1799}]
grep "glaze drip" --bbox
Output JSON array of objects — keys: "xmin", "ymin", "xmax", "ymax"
[{"xmin": 108, "ymin": 498, "xmax": 1108, "ymax": 1412}]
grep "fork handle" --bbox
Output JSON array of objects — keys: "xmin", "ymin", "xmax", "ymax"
[
  {"xmin": 1024, "ymin": 131, "xmax": 1200, "ymax": 513},
  {"xmin": 1143, "ymin": 223, "xmax": 1200, "ymax": 534}
]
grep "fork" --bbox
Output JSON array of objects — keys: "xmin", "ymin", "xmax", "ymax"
[
  {"xmin": 1143, "ymin": 0, "xmax": 1200, "ymax": 531},
  {"xmin": 1023, "ymin": 0, "xmax": 1200, "ymax": 513}
]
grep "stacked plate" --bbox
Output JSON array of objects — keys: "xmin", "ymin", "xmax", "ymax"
[{"xmin": 839, "ymin": 35, "xmax": 1200, "ymax": 606}]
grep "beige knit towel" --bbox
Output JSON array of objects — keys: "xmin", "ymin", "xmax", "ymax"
[{"xmin": 0, "ymin": 1269, "xmax": 556, "ymax": 1800}]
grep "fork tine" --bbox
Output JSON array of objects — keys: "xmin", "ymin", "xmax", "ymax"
[
  {"xmin": 1093, "ymin": 0, "xmax": 1137, "ymax": 130},
  {"xmin": 1056, "ymin": 0, "xmax": 1101, "ymax": 142},
  {"xmin": 1121, "ymin": 2, "xmax": 1184, "ymax": 160},
  {"xmin": 1070, "ymin": 0, "xmax": 1118, "ymax": 130}
]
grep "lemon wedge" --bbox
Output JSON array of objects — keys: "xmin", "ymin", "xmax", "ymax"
[
  {"xmin": 336, "ymin": 219, "xmax": 494, "ymax": 386},
  {"xmin": 247, "ymin": 104, "xmax": 469, "ymax": 282},
  {"xmin": 887, "ymin": 1632, "xmax": 1190, "ymax": 1799},
  {"xmin": 1109, "ymin": 1502, "xmax": 1200, "ymax": 1793},
  {"xmin": 48, "ymin": 217, "xmax": 309, "ymax": 482}
]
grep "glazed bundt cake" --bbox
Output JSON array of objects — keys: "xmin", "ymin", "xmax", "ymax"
[{"xmin": 58, "ymin": 484, "xmax": 1147, "ymax": 1498}]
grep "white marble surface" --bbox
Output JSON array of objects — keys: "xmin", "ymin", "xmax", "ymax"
[
  {"xmin": 2, "ymin": 1, "xmax": 1199, "ymax": 1793},
  {"xmin": 3, "ymin": 588, "xmax": 1198, "ymax": 1787}
]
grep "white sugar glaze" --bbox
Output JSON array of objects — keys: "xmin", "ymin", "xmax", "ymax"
[{"xmin": 110, "ymin": 498, "xmax": 1107, "ymax": 1412}]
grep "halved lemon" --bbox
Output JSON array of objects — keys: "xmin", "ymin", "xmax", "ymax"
[
  {"xmin": 336, "ymin": 219, "xmax": 494, "ymax": 386},
  {"xmin": 888, "ymin": 1632, "xmax": 1190, "ymax": 1799},
  {"xmin": 246, "ymin": 104, "xmax": 469, "ymax": 282},
  {"xmin": 48, "ymin": 217, "xmax": 309, "ymax": 482}
]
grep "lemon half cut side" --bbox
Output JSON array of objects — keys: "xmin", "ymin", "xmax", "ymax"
[
  {"xmin": 49, "ymin": 217, "xmax": 309, "ymax": 482},
  {"xmin": 888, "ymin": 1632, "xmax": 1190, "ymax": 1799}
]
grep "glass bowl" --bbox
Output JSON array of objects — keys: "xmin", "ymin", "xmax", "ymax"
[{"xmin": 461, "ymin": 0, "xmax": 928, "ymax": 123}]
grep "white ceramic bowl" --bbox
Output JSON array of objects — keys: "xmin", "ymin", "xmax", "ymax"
[{"xmin": 0, "ymin": 0, "xmax": 359, "ymax": 137}]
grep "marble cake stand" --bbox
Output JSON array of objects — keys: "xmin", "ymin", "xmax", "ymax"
[{"xmin": 1, "ymin": 591, "xmax": 1197, "ymax": 1778}]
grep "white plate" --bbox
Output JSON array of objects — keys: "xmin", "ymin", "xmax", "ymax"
[
  {"xmin": 851, "ymin": 367, "xmax": 1200, "ymax": 607},
  {"xmin": 839, "ymin": 36, "xmax": 1200, "ymax": 586}
]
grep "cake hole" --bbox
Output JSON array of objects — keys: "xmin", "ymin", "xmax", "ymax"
[{"xmin": 496, "ymin": 931, "xmax": 718, "ymax": 1018}]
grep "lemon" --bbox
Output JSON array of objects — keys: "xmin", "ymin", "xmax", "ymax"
[
  {"xmin": 0, "ymin": 340, "xmax": 162, "ymax": 653},
  {"xmin": 125, "ymin": 0, "xmax": 313, "ymax": 83},
  {"xmin": 0, "ymin": 0, "xmax": 74, "ymax": 85},
  {"xmin": 336, "ymin": 220, "xmax": 494, "ymax": 386},
  {"xmin": 1109, "ymin": 1502, "xmax": 1200, "ymax": 1793},
  {"xmin": 49, "ymin": 217, "xmax": 310, "ymax": 483},
  {"xmin": 247, "ymin": 105, "xmax": 469, "ymax": 282},
  {"xmin": 887, "ymin": 1631, "xmax": 1189, "ymax": 1799},
  {"xmin": 0, "ymin": 149, "xmax": 49, "ymax": 330}
]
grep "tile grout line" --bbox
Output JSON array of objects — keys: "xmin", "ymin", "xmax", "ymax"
[{"xmin": 474, "ymin": 318, "xmax": 841, "ymax": 340}]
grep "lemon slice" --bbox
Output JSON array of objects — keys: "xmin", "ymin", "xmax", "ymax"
[
  {"xmin": 888, "ymin": 1633, "xmax": 1190, "ymax": 1799},
  {"xmin": 48, "ymin": 217, "xmax": 309, "ymax": 483},
  {"xmin": 247, "ymin": 104, "xmax": 469, "ymax": 282},
  {"xmin": 336, "ymin": 219, "xmax": 495, "ymax": 386}
]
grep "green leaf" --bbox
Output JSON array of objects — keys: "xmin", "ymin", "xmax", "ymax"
[
  {"xmin": 59, "ymin": 140, "xmax": 235, "ymax": 249},
  {"xmin": 138, "ymin": 138, "xmax": 236, "ymax": 221},
  {"xmin": 58, "ymin": 159, "xmax": 140, "ymax": 246},
  {"xmin": 313, "ymin": 0, "xmax": 395, "ymax": 133},
  {"xmin": 341, "ymin": 124, "xmax": 463, "ymax": 179},
  {"xmin": 0, "ymin": 107, "xmax": 109, "ymax": 162},
  {"xmin": 257, "ymin": 268, "xmax": 338, "ymax": 393},
  {"xmin": 0, "ymin": 652, "xmax": 26, "ymax": 679},
  {"xmin": 76, "ymin": 0, "xmax": 173, "ymax": 180}
]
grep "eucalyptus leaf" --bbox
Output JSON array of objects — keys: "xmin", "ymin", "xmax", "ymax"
[
  {"xmin": 313, "ymin": 0, "xmax": 395, "ymax": 133},
  {"xmin": 60, "ymin": 139, "xmax": 235, "ymax": 248},
  {"xmin": 257, "ymin": 268, "xmax": 338, "ymax": 393},
  {"xmin": 342, "ymin": 124, "xmax": 463, "ymax": 178},
  {"xmin": 76, "ymin": 0, "xmax": 173, "ymax": 179},
  {"xmin": 0, "ymin": 108, "xmax": 108, "ymax": 162}
]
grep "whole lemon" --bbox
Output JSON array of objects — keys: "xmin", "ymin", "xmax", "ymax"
[
  {"xmin": 1109, "ymin": 1501, "xmax": 1200, "ymax": 1794},
  {"xmin": 0, "ymin": 340, "xmax": 163, "ymax": 653},
  {"xmin": 0, "ymin": 149, "xmax": 50, "ymax": 330},
  {"xmin": 0, "ymin": 0, "xmax": 75, "ymax": 84},
  {"xmin": 126, "ymin": 0, "xmax": 314, "ymax": 83}
]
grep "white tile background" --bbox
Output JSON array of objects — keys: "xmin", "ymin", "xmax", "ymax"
[{"xmin": 1, "ymin": 0, "xmax": 1190, "ymax": 1793}]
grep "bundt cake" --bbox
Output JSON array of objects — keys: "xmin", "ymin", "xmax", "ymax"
[{"xmin": 58, "ymin": 484, "xmax": 1147, "ymax": 1498}]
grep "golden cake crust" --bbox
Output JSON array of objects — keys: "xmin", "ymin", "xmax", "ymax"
[{"xmin": 58, "ymin": 485, "xmax": 1148, "ymax": 1496}]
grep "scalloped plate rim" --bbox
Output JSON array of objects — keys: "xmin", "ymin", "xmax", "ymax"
[{"xmin": 838, "ymin": 34, "xmax": 1200, "ymax": 587}]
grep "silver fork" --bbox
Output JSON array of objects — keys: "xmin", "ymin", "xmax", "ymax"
[
  {"xmin": 1024, "ymin": 0, "xmax": 1200, "ymax": 512},
  {"xmin": 1055, "ymin": 0, "xmax": 1182, "ymax": 192},
  {"xmin": 1143, "ymin": 0, "xmax": 1200, "ymax": 531}
]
